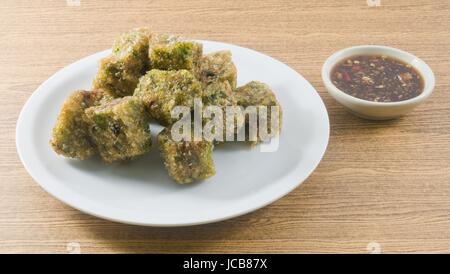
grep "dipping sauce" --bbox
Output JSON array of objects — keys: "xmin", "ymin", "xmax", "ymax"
[{"xmin": 331, "ymin": 55, "xmax": 424, "ymax": 102}]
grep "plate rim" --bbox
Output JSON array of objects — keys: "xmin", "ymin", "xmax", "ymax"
[{"xmin": 16, "ymin": 40, "xmax": 330, "ymax": 226}]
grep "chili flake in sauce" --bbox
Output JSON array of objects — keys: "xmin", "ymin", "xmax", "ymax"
[{"xmin": 331, "ymin": 55, "xmax": 424, "ymax": 102}]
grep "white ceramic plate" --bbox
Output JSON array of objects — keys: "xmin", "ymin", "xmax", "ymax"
[{"xmin": 16, "ymin": 40, "xmax": 329, "ymax": 226}]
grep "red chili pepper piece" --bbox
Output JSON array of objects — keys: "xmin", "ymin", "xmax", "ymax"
[
  {"xmin": 352, "ymin": 65, "xmax": 361, "ymax": 72},
  {"xmin": 343, "ymin": 72, "xmax": 351, "ymax": 82}
]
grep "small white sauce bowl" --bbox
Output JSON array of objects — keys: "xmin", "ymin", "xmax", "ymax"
[{"xmin": 322, "ymin": 45, "xmax": 435, "ymax": 120}]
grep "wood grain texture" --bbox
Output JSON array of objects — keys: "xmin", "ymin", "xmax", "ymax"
[{"xmin": 1, "ymin": 0, "xmax": 450, "ymax": 253}]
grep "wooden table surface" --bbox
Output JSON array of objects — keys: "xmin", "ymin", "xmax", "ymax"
[{"xmin": 1, "ymin": 0, "xmax": 450, "ymax": 254}]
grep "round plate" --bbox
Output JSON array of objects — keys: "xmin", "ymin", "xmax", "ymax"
[{"xmin": 16, "ymin": 40, "xmax": 329, "ymax": 226}]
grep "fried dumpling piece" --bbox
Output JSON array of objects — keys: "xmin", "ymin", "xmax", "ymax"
[
  {"xmin": 93, "ymin": 28, "xmax": 152, "ymax": 97},
  {"xmin": 149, "ymin": 34, "xmax": 202, "ymax": 71},
  {"xmin": 50, "ymin": 90, "xmax": 111, "ymax": 160},
  {"xmin": 134, "ymin": 69, "xmax": 202, "ymax": 126},
  {"xmin": 234, "ymin": 81, "xmax": 282, "ymax": 144},
  {"xmin": 196, "ymin": 50, "xmax": 237, "ymax": 89},
  {"xmin": 84, "ymin": 96, "xmax": 152, "ymax": 163},
  {"xmin": 202, "ymin": 81, "xmax": 244, "ymax": 143},
  {"xmin": 202, "ymin": 80, "xmax": 236, "ymax": 107},
  {"xmin": 158, "ymin": 127, "xmax": 215, "ymax": 184}
]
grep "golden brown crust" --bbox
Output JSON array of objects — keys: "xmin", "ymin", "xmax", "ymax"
[
  {"xmin": 93, "ymin": 28, "xmax": 152, "ymax": 97},
  {"xmin": 134, "ymin": 69, "xmax": 202, "ymax": 126},
  {"xmin": 202, "ymin": 81, "xmax": 244, "ymax": 143},
  {"xmin": 50, "ymin": 90, "xmax": 109, "ymax": 160},
  {"xmin": 158, "ymin": 128, "xmax": 215, "ymax": 184},
  {"xmin": 196, "ymin": 50, "xmax": 237, "ymax": 89},
  {"xmin": 84, "ymin": 97, "xmax": 152, "ymax": 163},
  {"xmin": 149, "ymin": 34, "xmax": 203, "ymax": 71},
  {"xmin": 235, "ymin": 81, "xmax": 282, "ymax": 144}
]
